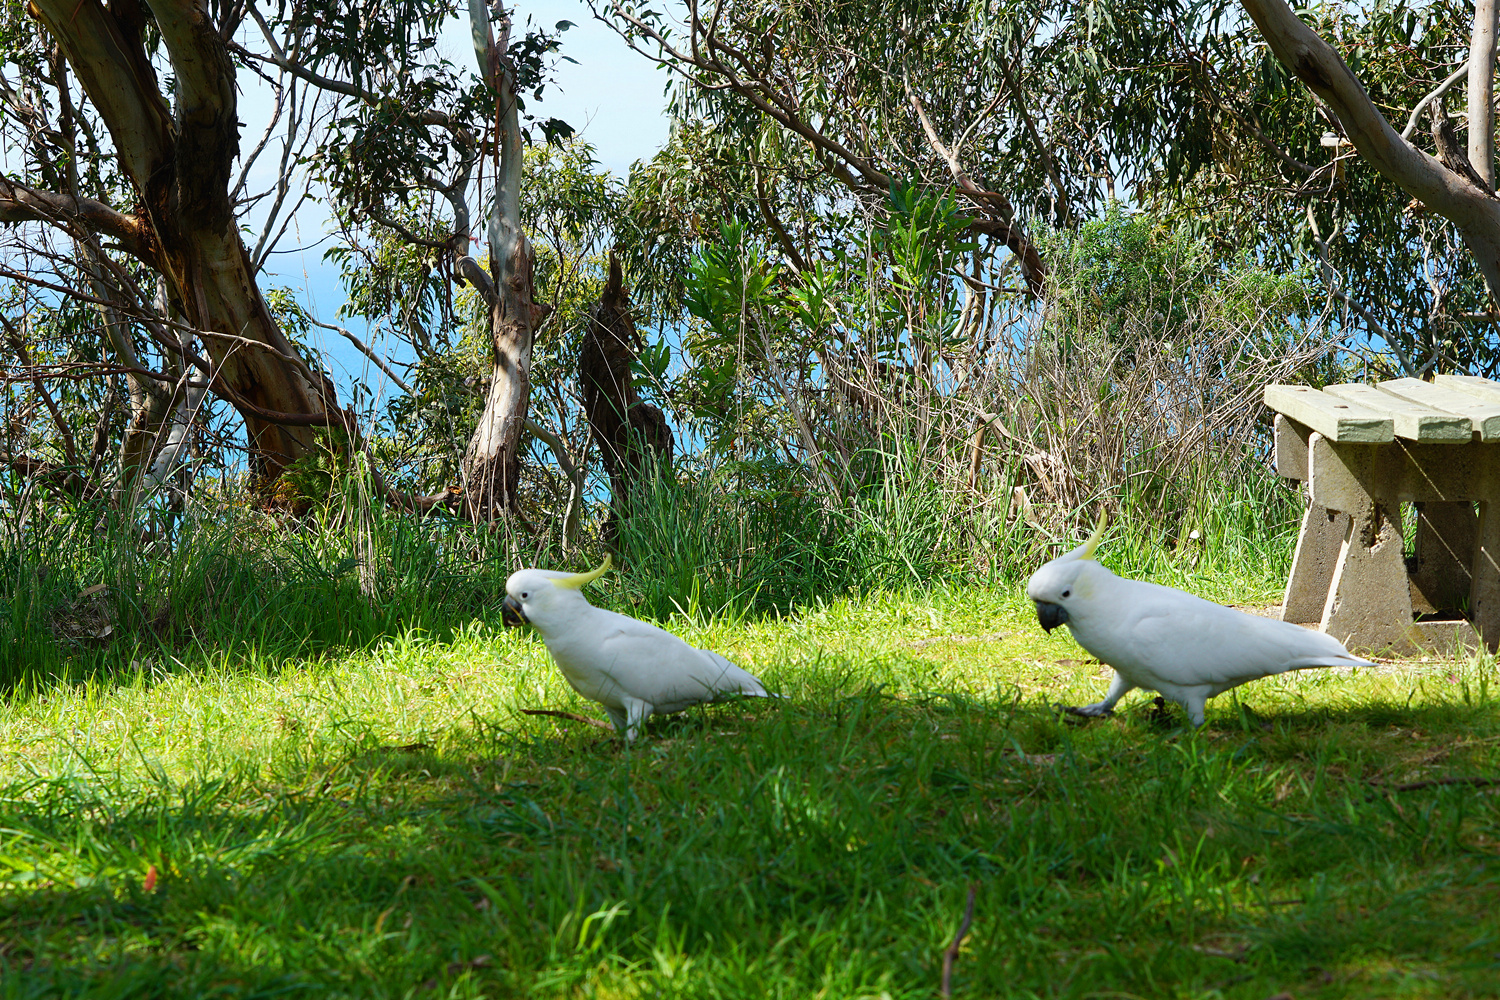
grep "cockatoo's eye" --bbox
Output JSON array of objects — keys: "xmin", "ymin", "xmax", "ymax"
[
  {"xmin": 520, "ymin": 592, "xmax": 529, "ymax": 600},
  {"xmin": 1061, "ymin": 589, "xmax": 1071, "ymax": 598}
]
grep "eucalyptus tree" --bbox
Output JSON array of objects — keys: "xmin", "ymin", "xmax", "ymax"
[
  {"xmin": 0, "ymin": 0, "xmax": 341, "ymax": 495},
  {"xmin": 0, "ymin": 0, "xmax": 575, "ymax": 518},
  {"xmin": 1237, "ymin": 0, "xmax": 1499, "ymax": 306},
  {"xmin": 599, "ymin": 0, "xmax": 1219, "ymax": 291},
  {"xmin": 602, "ymin": 0, "xmax": 1500, "ymax": 382},
  {"xmin": 246, "ymin": 0, "xmax": 575, "ymax": 518},
  {"xmin": 1149, "ymin": 0, "xmax": 1498, "ymax": 376},
  {"xmin": 363, "ymin": 138, "xmax": 628, "ymax": 540},
  {"xmin": 592, "ymin": 0, "xmax": 1246, "ymax": 476}
]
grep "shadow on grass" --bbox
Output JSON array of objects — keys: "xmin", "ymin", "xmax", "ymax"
[{"xmin": 3, "ymin": 686, "xmax": 1499, "ymax": 998}]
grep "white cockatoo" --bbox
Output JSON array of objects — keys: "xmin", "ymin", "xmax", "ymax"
[
  {"xmin": 503, "ymin": 556, "xmax": 771, "ymax": 740},
  {"xmin": 1026, "ymin": 518, "xmax": 1374, "ymax": 726}
]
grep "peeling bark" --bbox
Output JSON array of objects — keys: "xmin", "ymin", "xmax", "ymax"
[{"xmin": 580, "ymin": 255, "xmax": 673, "ymax": 534}]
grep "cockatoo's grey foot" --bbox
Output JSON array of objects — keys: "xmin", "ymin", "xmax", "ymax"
[
  {"xmin": 1056, "ymin": 672, "xmax": 1137, "ymax": 722},
  {"xmin": 1183, "ymin": 695, "xmax": 1207, "ymax": 728},
  {"xmin": 621, "ymin": 698, "xmax": 653, "ymax": 743}
]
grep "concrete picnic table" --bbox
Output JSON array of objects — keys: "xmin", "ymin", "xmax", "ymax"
[{"xmin": 1265, "ymin": 375, "xmax": 1500, "ymax": 656}]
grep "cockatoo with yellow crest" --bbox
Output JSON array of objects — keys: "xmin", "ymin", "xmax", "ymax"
[
  {"xmin": 1026, "ymin": 517, "xmax": 1373, "ymax": 726},
  {"xmin": 503, "ymin": 556, "xmax": 771, "ymax": 740}
]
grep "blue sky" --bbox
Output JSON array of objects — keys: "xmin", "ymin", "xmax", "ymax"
[{"xmin": 249, "ymin": 1, "xmax": 674, "ymax": 411}]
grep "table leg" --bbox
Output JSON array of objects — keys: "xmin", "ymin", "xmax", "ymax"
[
  {"xmin": 1469, "ymin": 501, "xmax": 1500, "ymax": 652},
  {"xmin": 1409, "ymin": 501, "xmax": 1477, "ymax": 614},
  {"xmin": 1283, "ymin": 502, "xmax": 1349, "ymax": 624},
  {"xmin": 1321, "ymin": 500, "xmax": 1416, "ymax": 655}
]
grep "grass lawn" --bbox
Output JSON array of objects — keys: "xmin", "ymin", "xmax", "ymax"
[{"xmin": 2, "ymin": 580, "xmax": 1498, "ymax": 998}]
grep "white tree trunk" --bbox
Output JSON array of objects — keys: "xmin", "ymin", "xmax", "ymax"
[
  {"xmin": 1471, "ymin": 0, "xmax": 1498, "ymax": 189},
  {"xmin": 459, "ymin": 1, "xmax": 547, "ymax": 520}
]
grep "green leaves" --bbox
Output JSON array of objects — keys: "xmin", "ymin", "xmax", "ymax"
[
  {"xmin": 1039, "ymin": 206, "xmax": 1316, "ymax": 362},
  {"xmin": 1154, "ymin": 0, "xmax": 1494, "ymax": 375},
  {"xmin": 630, "ymin": 337, "xmax": 672, "ymax": 384},
  {"xmin": 684, "ymin": 221, "xmax": 783, "ymax": 350},
  {"xmin": 306, "ymin": 2, "xmax": 574, "ymax": 223},
  {"xmin": 884, "ymin": 179, "xmax": 975, "ymax": 297}
]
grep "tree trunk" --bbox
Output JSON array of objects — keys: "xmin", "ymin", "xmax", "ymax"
[
  {"xmin": 464, "ymin": 283, "xmax": 539, "ymax": 519},
  {"xmin": 580, "ymin": 254, "xmax": 673, "ymax": 534},
  {"xmin": 1471, "ymin": 0, "xmax": 1498, "ymax": 190},
  {"xmin": 19, "ymin": 0, "xmax": 334, "ymax": 487},
  {"xmin": 461, "ymin": 1, "xmax": 548, "ymax": 520}
]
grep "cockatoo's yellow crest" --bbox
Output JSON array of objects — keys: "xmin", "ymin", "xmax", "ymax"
[
  {"xmin": 1079, "ymin": 510, "xmax": 1107, "ymax": 560},
  {"xmin": 553, "ymin": 554, "xmax": 612, "ymax": 591}
]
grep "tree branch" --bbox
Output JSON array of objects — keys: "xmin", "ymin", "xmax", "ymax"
[
  {"xmin": 1238, "ymin": 0, "xmax": 1500, "ymax": 303},
  {"xmin": 0, "ymin": 175, "xmax": 156, "ymax": 264},
  {"xmin": 454, "ymin": 255, "xmax": 498, "ymax": 306},
  {"xmin": 2, "ymin": 319, "xmax": 79, "ymax": 466},
  {"xmin": 753, "ymin": 166, "xmax": 810, "ymax": 272},
  {"xmin": 905, "ymin": 82, "xmax": 1045, "ymax": 295},
  {"xmin": 29, "ymin": 0, "xmax": 174, "ymax": 196},
  {"xmin": 146, "ymin": 0, "xmax": 240, "ymax": 226},
  {"xmin": 605, "ymin": 2, "xmax": 891, "ymax": 192},
  {"xmin": 239, "ymin": 6, "xmax": 455, "ymax": 130},
  {"xmin": 1402, "ymin": 61, "xmax": 1469, "ymax": 141},
  {"xmin": 306, "ymin": 316, "xmax": 414, "ymax": 395},
  {"xmin": 990, "ymin": 59, "xmax": 1071, "ymax": 226}
]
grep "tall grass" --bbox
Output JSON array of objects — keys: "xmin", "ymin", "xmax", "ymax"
[
  {"xmin": 612, "ymin": 441, "xmax": 1298, "ymax": 623},
  {"xmin": 0, "ymin": 490, "xmax": 519, "ymax": 686},
  {"xmin": 1, "ymin": 434, "xmax": 1298, "ymax": 689}
]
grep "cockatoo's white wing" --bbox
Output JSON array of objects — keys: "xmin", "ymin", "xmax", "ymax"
[
  {"xmin": 545, "ymin": 607, "xmax": 766, "ymax": 712},
  {"xmin": 1080, "ymin": 580, "xmax": 1370, "ymax": 691},
  {"xmin": 595, "ymin": 617, "xmax": 766, "ymax": 711}
]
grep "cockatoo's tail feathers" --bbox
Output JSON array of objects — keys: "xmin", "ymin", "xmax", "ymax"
[
  {"xmin": 552, "ymin": 554, "xmax": 612, "ymax": 591},
  {"xmin": 1290, "ymin": 652, "xmax": 1376, "ymax": 670}
]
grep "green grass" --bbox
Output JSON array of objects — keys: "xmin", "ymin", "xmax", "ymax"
[{"xmin": 2, "ymin": 575, "xmax": 1499, "ymax": 998}]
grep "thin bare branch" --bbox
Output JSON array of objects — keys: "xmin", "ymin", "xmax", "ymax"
[
  {"xmin": 1402, "ymin": 61, "xmax": 1470, "ymax": 140},
  {"xmin": 940, "ymin": 885, "xmax": 977, "ymax": 999},
  {"xmin": 307, "ymin": 316, "xmax": 415, "ymax": 395}
]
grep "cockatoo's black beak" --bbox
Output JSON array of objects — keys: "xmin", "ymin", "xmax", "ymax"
[
  {"xmin": 1035, "ymin": 601, "xmax": 1069, "ymax": 633},
  {"xmin": 501, "ymin": 595, "xmax": 529, "ymax": 627}
]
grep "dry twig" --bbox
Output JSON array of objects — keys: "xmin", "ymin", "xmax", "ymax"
[
  {"xmin": 519, "ymin": 708, "xmax": 615, "ymax": 731},
  {"xmin": 940, "ymin": 883, "xmax": 977, "ymax": 998}
]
